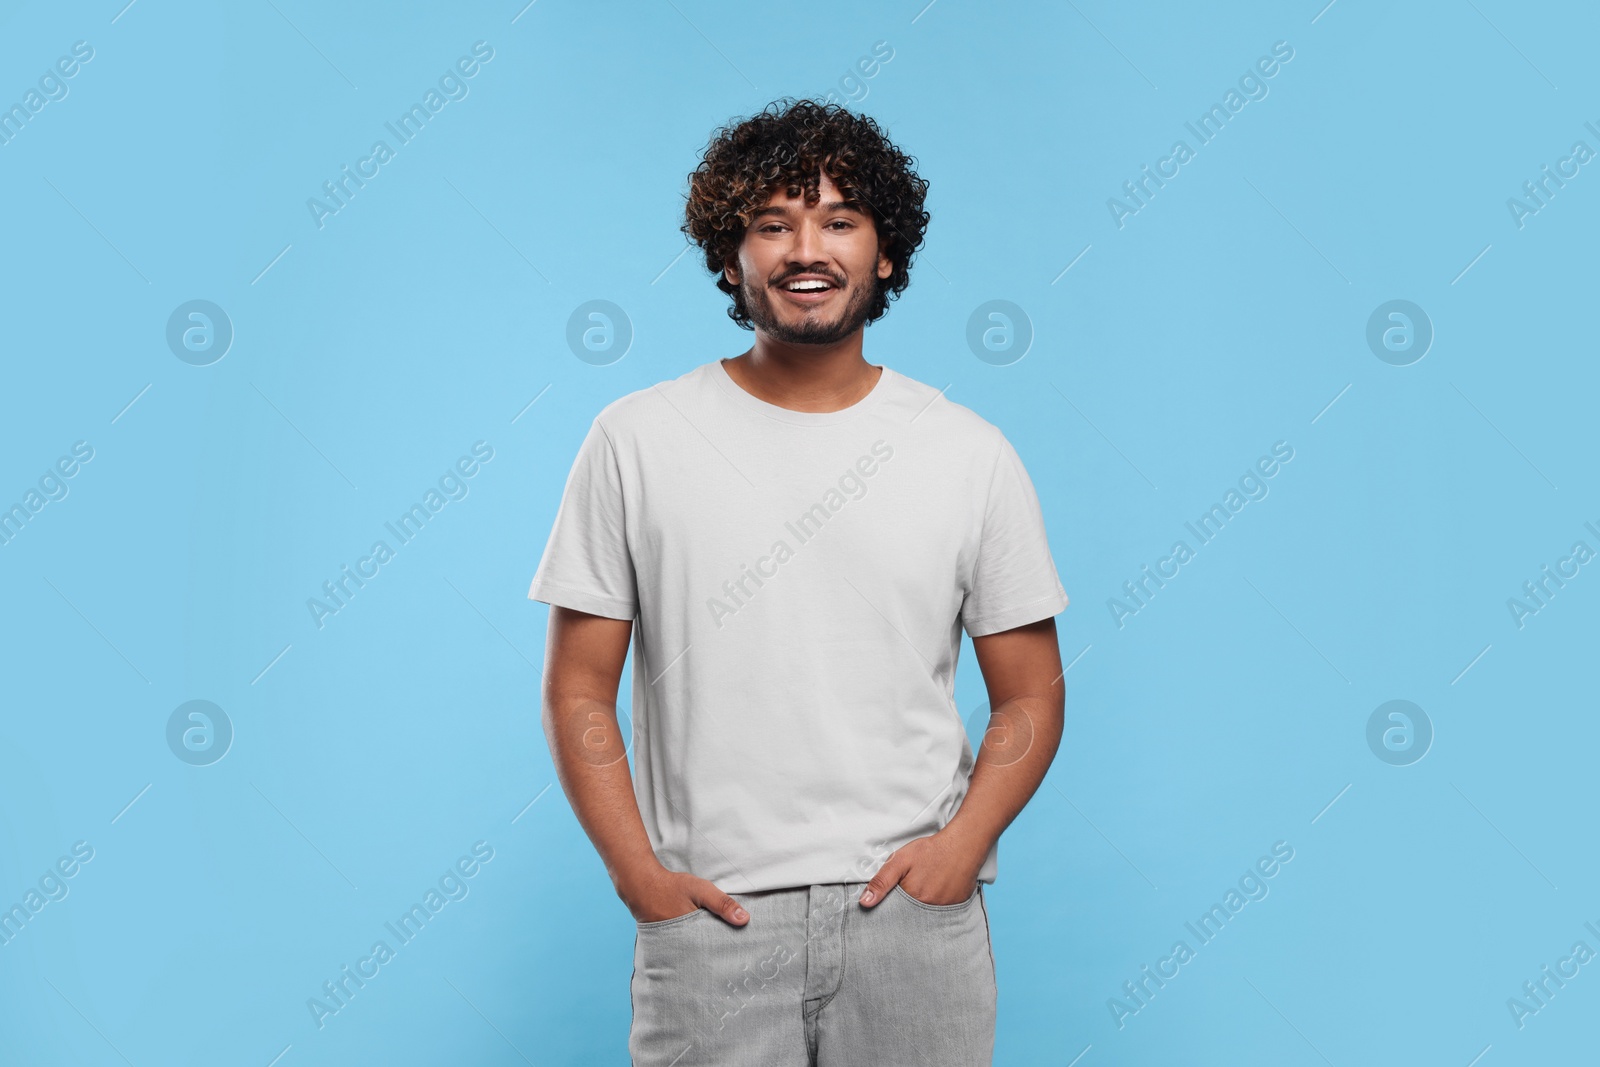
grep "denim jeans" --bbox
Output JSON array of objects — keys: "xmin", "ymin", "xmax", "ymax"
[{"xmin": 629, "ymin": 879, "xmax": 996, "ymax": 1066}]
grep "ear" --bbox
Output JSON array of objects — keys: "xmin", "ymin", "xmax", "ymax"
[
  {"xmin": 876, "ymin": 242, "xmax": 893, "ymax": 281},
  {"xmin": 723, "ymin": 257, "xmax": 741, "ymax": 286}
]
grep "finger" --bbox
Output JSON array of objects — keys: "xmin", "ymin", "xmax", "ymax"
[
  {"xmin": 698, "ymin": 881, "xmax": 749, "ymax": 925},
  {"xmin": 860, "ymin": 859, "xmax": 906, "ymax": 907}
]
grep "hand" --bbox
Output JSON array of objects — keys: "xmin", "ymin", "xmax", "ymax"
[
  {"xmin": 859, "ymin": 827, "xmax": 988, "ymax": 908},
  {"xmin": 617, "ymin": 863, "xmax": 750, "ymax": 926}
]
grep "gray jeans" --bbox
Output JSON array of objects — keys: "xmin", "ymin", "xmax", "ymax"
[{"xmin": 629, "ymin": 879, "xmax": 996, "ymax": 1066}]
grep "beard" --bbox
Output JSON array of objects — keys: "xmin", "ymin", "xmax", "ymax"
[{"xmin": 739, "ymin": 270, "xmax": 878, "ymax": 345}]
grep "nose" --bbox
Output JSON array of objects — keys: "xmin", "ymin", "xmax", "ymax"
[{"xmin": 789, "ymin": 218, "xmax": 825, "ymax": 267}]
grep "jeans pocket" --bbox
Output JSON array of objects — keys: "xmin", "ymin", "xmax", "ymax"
[
  {"xmin": 892, "ymin": 883, "xmax": 981, "ymax": 912},
  {"xmin": 636, "ymin": 906, "xmax": 710, "ymax": 931}
]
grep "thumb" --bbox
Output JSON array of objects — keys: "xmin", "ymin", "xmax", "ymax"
[
  {"xmin": 696, "ymin": 879, "xmax": 749, "ymax": 926},
  {"xmin": 859, "ymin": 854, "xmax": 908, "ymax": 908}
]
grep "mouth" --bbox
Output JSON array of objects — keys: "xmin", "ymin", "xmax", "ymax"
[{"xmin": 773, "ymin": 276, "xmax": 841, "ymax": 305}]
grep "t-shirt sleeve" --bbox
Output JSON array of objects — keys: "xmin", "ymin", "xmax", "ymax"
[
  {"xmin": 960, "ymin": 431, "xmax": 1069, "ymax": 637},
  {"xmin": 526, "ymin": 418, "xmax": 638, "ymax": 621}
]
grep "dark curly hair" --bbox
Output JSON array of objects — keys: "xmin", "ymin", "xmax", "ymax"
[{"xmin": 683, "ymin": 99, "xmax": 930, "ymax": 329}]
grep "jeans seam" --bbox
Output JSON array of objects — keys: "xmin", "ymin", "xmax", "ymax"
[
  {"xmin": 820, "ymin": 883, "xmax": 851, "ymax": 1013},
  {"xmin": 628, "ymin": 933, "xmax": 641, "ymax": 1067},
  {"xmin": 978, "ymin": 886, "xmax": 997, "ymax": 993},
  {"xmin": 803, "ymin": 886, "xmax": 849, "ymax": 1018}
]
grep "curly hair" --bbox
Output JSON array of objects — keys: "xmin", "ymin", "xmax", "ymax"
[{"xmin": 683, "ymin": 99, "xmax": 930, "ymax": 329}]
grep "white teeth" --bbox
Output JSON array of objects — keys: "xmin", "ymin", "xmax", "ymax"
[{"xmin": 785, "ymin": 280, "xmax": 830, "ymax": 291}]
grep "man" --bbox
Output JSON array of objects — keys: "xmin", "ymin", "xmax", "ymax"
[{"xmin": 529, "ymin": 100, "xmax": 1068, "ymax": 1066}]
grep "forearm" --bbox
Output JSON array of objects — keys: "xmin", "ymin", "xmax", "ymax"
[
  {"xmin": 543, "ymin": 668, "xmax": 748, "ymax": 927},
  {"xmin": 542, "ymin": 686, "xmax": 662, "ymax": 889},
  {"xmin": 860, "ymin": 670, "xmax": 1064, "ymax": 908},
  {"xmin": 943, "ymin": 618, "xmax": 1067, "ymax": 853},
  {"xmin": 942, "ymin": 688, "xmax": 1064, "ymax": 850}
]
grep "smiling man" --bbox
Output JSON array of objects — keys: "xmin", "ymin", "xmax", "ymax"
[{"xmin": 529, "ymin": 100, "xmax": 1069, "ymax": 1066}]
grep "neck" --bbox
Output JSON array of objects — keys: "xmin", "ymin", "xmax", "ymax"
[{"xmin": 727, "ymin": 330, "xmax": 880, "ymax": 413}]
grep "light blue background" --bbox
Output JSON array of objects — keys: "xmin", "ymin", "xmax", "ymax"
[{"xmin": 2, "ymin": 1, "xmax": 1596, "ymax": 1064}]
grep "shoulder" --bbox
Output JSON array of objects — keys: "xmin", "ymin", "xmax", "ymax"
[
  {"xmin": 878, "ymin": 366, "xmax": 1007, "ymax": 453},
  {"xmin": 590, "ymin": 361, "xmax": 719, "ymax": 440}
]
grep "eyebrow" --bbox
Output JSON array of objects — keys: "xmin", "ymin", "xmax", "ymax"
[{"xmin": 751, "ymin": 199, "xmax": 865, "ymax": 220}]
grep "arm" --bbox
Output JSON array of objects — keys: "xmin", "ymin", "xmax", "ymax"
[
  {"xmin": 860, "ymin": 615, "xmax": 1065, "ymax": 906},
  {"xmin": 542, "ymin": 605, "xmax": 749, "ymax": 925}
]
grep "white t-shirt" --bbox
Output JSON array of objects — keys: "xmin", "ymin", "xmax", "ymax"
[{"xmin": 528, "ymin": 358, "xmax": 1068, "ymax": 893}]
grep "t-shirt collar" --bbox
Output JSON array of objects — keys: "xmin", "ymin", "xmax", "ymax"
[{"xmin": 708, "ymin": 358, "xmax": 893, "ymax": 427}]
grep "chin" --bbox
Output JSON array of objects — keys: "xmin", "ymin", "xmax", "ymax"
[{"xmin": 741, "ymin": 275, "xmax": 879, "ymax": 342}]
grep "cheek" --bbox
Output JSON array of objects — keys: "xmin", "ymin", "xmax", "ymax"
[{"xmin": 735, "ymin": 243, "xmax": 774, "ymax": 283}]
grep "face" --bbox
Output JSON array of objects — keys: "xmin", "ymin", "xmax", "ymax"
[{"xmin": 725, "ymin": 171, "xmax": 893, "ymax": 345}]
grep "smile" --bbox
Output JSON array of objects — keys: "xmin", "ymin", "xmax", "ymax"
[{"xmin": 775, "ymin": 276, "xmax": 840, "ymax": 304}]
